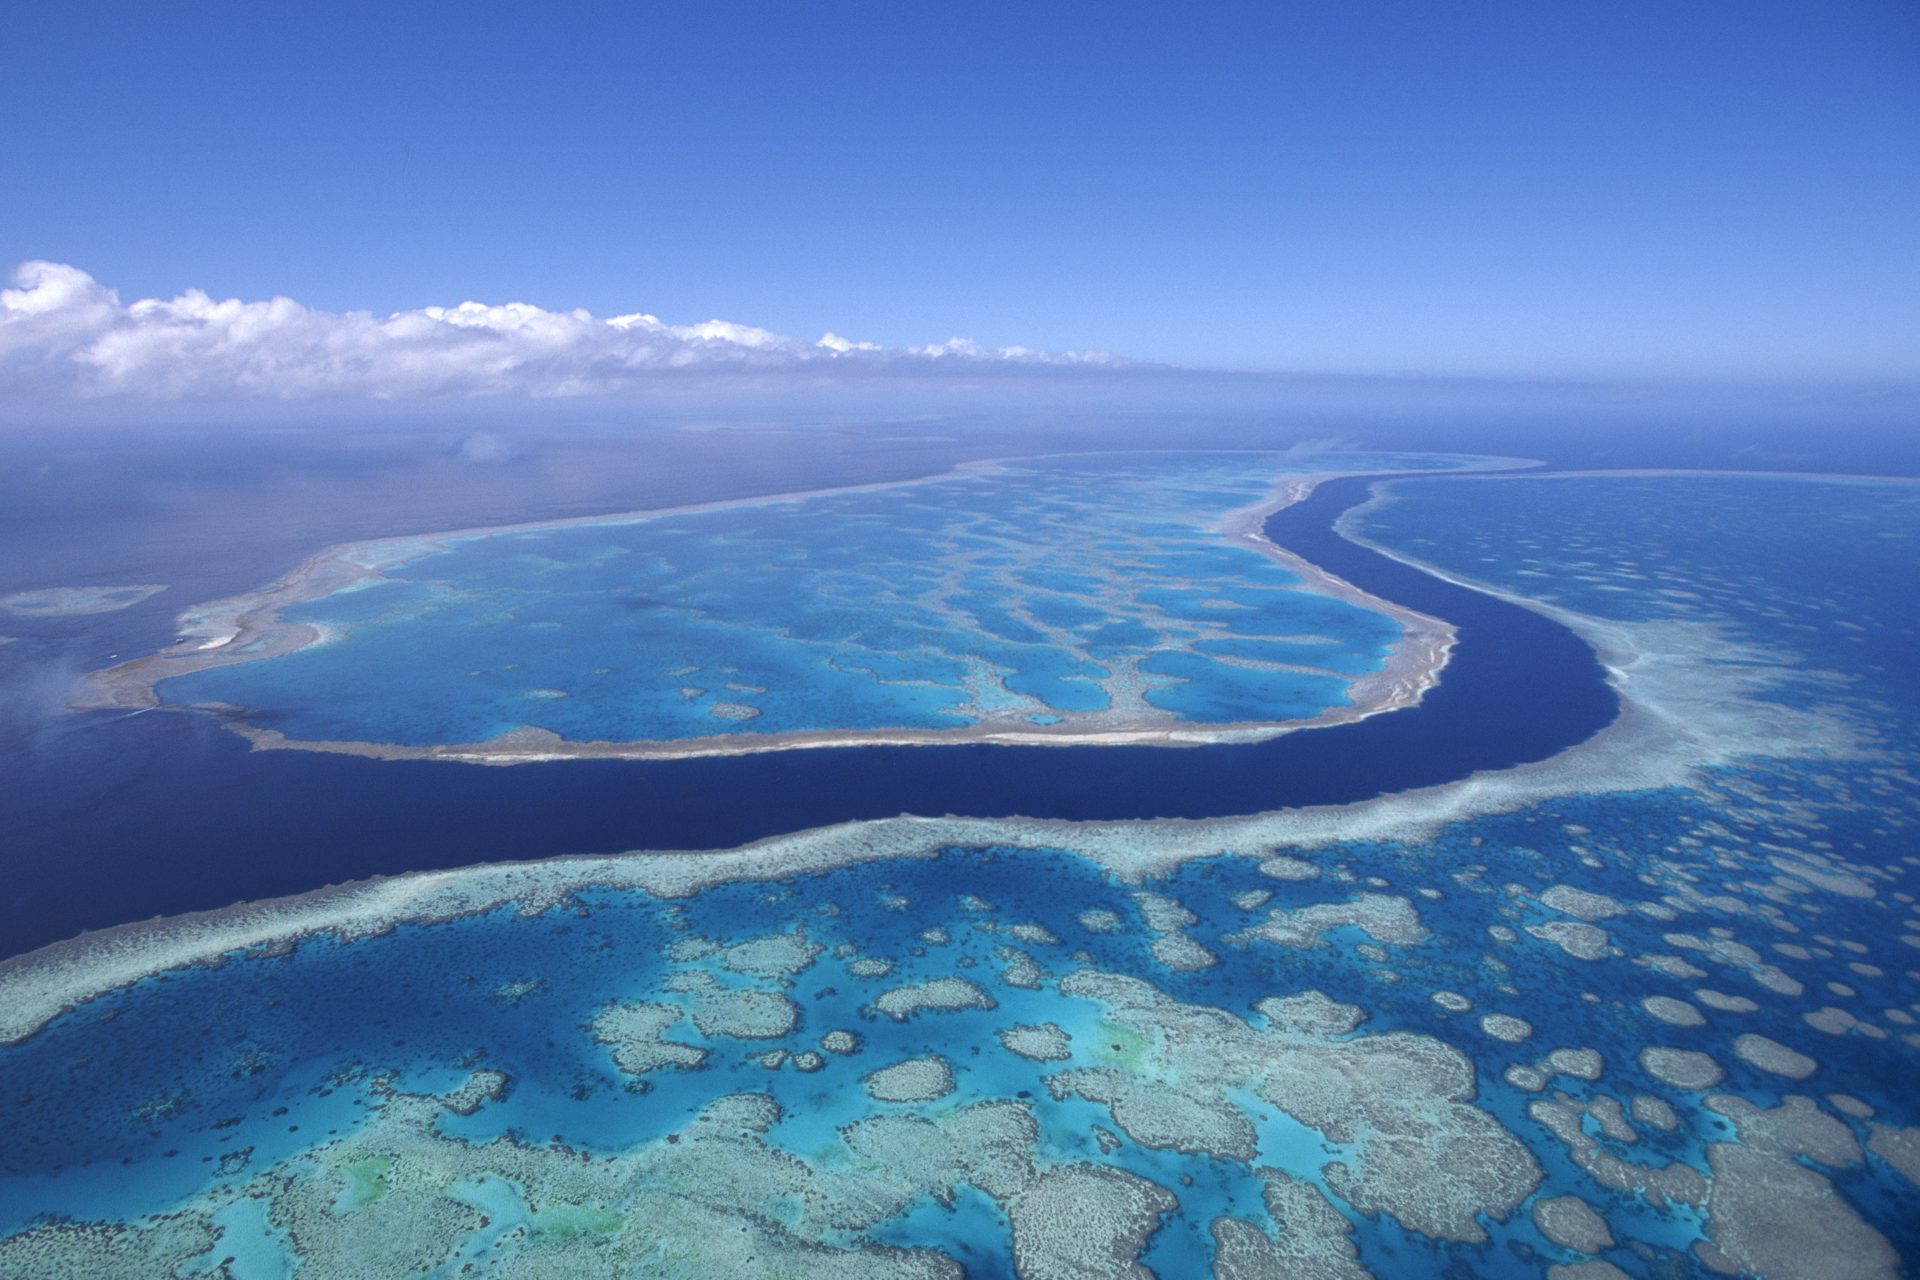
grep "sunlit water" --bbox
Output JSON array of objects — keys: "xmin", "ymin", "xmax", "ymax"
[
  {"xmin": 3, "ymin": 471, "xmax": 1917, "ymax": 1278},
  {"xmin": 156, "ymin": 452, "xmax": 1482, "ymax": 746}
]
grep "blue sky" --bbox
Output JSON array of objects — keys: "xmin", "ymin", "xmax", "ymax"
[{"xmin": 2, "ymin": 1, "xmax": 1916, "ymax": 384}]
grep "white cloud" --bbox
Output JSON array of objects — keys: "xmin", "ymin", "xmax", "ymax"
[
  {"xmin": 816, "ymin": 332, "xmax": 881, "ymax": 354},
  {"xmin": 0, "ymin": 261, "xmax": 1123, "ymax": 401}
]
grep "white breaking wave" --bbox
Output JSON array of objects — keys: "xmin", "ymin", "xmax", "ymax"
[
  {"xmin": 0, "ymin": 519, "xmax": 1866, "ymax": 1047},
  {"xmin": 0, "ymin": 261, "xmax": 1123, "ymax": 401}
]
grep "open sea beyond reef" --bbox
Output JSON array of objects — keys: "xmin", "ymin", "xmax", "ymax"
[{"xmin": 1, "ymin": 418, "xmax": 1918, "ymax": 1278}]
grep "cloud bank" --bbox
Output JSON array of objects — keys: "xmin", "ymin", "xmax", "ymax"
[{"xmin": 0, "ymin": 262, "xmax": 1123, "ymax": 401}]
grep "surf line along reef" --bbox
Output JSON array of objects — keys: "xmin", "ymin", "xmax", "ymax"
[
  {"xmin": 4, "ymin": 470, "xmax": 1918, "ymax": 1278},
  {"xmin": 0, "ymin": 450, "xmax": 1627, "ymax": 963},
  {"xmin": 75, "ymin": 450, "xmax": 1530, "ymax": 763}
]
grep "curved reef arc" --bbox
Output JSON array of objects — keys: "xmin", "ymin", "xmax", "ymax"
[
  {"xmin": 75, "ymin": 451, "xmax": 1530, "ymax": 762},
  {"xmin": 7, "ymin": 458, "xmax": 1623, "ymax": 964},
  {"xmin": 8, "ymin": 468, "xmax": 1891, "ymax": 1048}
]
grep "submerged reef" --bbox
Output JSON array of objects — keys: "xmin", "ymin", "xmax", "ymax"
[
  {"xmin": 79, "ymin": 450, "xmax": 1503, "ymax": 760},
  {"xmin": 7, "ymin": 773, "xmax": 1916, "ymax": 1278},
  {"xmin": 5, "ymin": 472, "xmax": 1920, "ymax": 1276},
  {"xmin": 0, "ymin": 851, "xmax": 1547, "ymax": 1278},
  {"xmin": 0, "ymin": 583, "xmax": 165, "ymax": 617}
]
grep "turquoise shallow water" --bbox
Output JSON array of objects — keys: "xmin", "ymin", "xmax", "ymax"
[
  {"xmin": 155, "ymin": 452, "xmax": 1481, "ymax": 746},
  {"xmin": 1357, "ymin": 473, "xmax": 1920, "ymax": 734},
  {"xmin": 4, "ymin": 472, "xmax": 1918, "ymax": 1278}
]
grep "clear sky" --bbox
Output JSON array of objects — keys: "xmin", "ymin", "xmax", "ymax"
[{"xmin": 3, "ymin": 1, "xmax": 1916, "ymax": 383}]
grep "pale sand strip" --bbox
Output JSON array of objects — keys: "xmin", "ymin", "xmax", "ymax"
[
  {"xmin": 1390, "ymin": 467, "xmax": 1920, "ymax": 486},
  {"xmin": 2, "ymin": 466, "xmax": 1883, "ymax": 1048},
  {"xmin": 74, "ymin": 451, "xmax": 1532, "ymax": 761}
]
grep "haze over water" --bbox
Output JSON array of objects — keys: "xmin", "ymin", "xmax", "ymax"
[{"xmin": 4, "ymin": 3, "xmax": 1918, "ymax": 1277}]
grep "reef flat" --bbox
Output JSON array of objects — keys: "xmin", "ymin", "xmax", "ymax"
[
  {"xmin": 6, "ymin": 471, "xmax": 1919, "ymax": 1277},
  {"xmin": 76, "ymin": 451, "xmax": 1510, "ymax": 761},
  {"xmin": 1, "ymin": 583, "xmax": 166, "ymax": 617}
]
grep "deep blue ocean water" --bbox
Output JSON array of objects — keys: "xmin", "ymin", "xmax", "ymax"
[
  {"xmin": 0, "ymin": 470, "xmax": 1615, "ymax": 957},
  {"xmin": 6, "ymin": 412, "xmax": 1907, "ymax": 956},
  {"xmin": 3, "ymin": 461, "xmax": 1917, "ymax": 1276},
  {"xmin": 1359, "ymin": 473, "xmax": 1920, "ymax": 748}
]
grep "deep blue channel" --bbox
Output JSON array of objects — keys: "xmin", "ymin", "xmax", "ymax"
[{"xmin": 0, "ymin": 476, "xmax": 1618, "ymax": 959}]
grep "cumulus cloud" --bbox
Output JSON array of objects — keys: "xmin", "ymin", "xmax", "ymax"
[{"xmin": 0, "ymin": 261, "xmax": 1123, "ymax": 401}]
